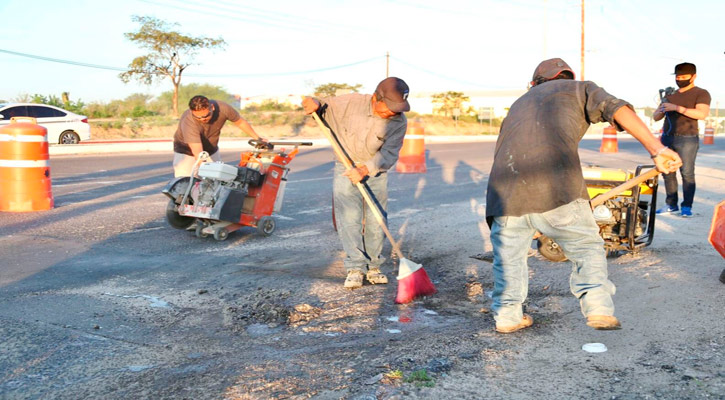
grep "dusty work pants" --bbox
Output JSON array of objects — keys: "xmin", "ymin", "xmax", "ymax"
[
  {"xmin": 333, "ymin": 163, "xmax": 387, "ymax": 274},
  {"xmin": 490, "ymin": 199, "xmax": 615, "ymax": 327},
  {"xmin": 661, "ymin": 135, "xmax": 699, "ymax": 209},
  {"xmin": 172, "ymin": 151, "xmax": 221, "ymax": 177}
]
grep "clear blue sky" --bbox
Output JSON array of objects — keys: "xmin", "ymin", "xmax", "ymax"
[{"xmin": 1, "ymin": 0, "xmax": 723, "ymax": 109}]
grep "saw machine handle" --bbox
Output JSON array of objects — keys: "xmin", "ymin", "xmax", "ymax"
[{"xmin": 590, "ymin": 168, "xmax": 660, "ymax": 208}]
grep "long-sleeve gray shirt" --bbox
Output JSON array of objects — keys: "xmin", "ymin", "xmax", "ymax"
[{"xmin": 318, "ymin": 93, "xmax": 407, "ymax": 175}]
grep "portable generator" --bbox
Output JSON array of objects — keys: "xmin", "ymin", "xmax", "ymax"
[
  {"xmin": 162, "ymin": 140, "xmax": 312, "ymax": 241},
  {"xmin": 537, "ymin": 164, "xmax": 659, "ymax": 262}
]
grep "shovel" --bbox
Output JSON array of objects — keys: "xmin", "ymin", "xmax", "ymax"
[{"xmin": 589, "ymin": 167, "xmax": 660, "ymax": 207}]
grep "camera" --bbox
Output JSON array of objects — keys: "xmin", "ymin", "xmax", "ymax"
[{"xmin": 659, "ymin": 86, "xmax": 675, "ymax": 103}]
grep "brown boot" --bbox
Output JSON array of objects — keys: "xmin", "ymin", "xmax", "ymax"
[
  {"xmin": 366, "ymin": 268, "xmax": 388, "ymax": 284},
  {"xmin": 496, "ymin": 314, "xmax": 533, "ymax": 333},
  {"xmin": 344, "ymin": 271, "xmax": 364, "ymax": 289},
  {"xmin": 586, "ymin": 315, "xmax": 621, "ymax": 330}
]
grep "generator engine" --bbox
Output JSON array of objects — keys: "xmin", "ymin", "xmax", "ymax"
[
  {"xmin": 592, "ymin": 198, "xmax": 647, "ymax": 250},
  {"xmin": 537, "ymin": 165, "xmax": 659, "ymax": 262}
]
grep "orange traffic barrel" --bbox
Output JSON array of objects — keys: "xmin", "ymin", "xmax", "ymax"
[
  {"xmin": 703, "ymin": 127, "xmax": 714, "ymax": 145},
  {"xmin": 0, "ymin": 117, "xmax": 54, "ymax": 212},
  {"xmin": 709, "ymin": 200, "xmax": 725, "ymax": 259},
  {"xmin": 599, "ymin": 125, "xmax": 618, "ymax": 153},
  {"xmin": 396, "ymin": 124, "xmax": 426, "ymax": 173}
]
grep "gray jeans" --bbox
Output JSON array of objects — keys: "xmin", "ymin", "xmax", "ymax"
[
  {"xmin": 333, "ymin": 163, "xmax": 388, "ymax": 273},
  {"xmin": 490, "ymin": 199, "xmax": 616, "ymax": 326}
]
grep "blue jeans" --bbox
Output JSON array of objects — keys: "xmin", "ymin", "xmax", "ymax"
[
  {"xmin": 490, "ymin": 199, "xmax": 615, "ymax": 326},
  {"xmin": 333, "ymin": 163, "xmax": 387, "ymax": 273},
  {"xmin": 661, "ymin": 135, "xmax": 699, "ymax": 208}
]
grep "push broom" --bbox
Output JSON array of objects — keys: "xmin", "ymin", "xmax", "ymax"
[{"xmin": 310, "ymin": 111, "xmax": 436, "ymax": 303}]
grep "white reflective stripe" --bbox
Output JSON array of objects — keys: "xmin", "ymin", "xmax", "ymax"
[
  {"xmin": 404, "ymin": 135, "xmax": 425, "ymax": 139},
  {"xmin": 602, "ymin": 134, "xmax": 618, "ymax": 138},
  {"xmin": 0, "ymin": 134, "xmax": 48, "ymax": 142},
  {"xmin": 0, "ymin": 159, "xmax": 50, "ymax": 168}
]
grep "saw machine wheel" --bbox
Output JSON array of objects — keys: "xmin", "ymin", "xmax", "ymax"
[
  {"xmin": 257, "ymin": 216, "xmax": 276, "ymax": 237},
  {"xmin": 195, "ymin": 222, "xmax": 209, "ymax": 238},
  {"xmin": 537, "ymin": 235, "xmax": 568, "ymax": 262},
  {"xmin": 166, "ymin": 199, "xmax": 195, "ymax": 230},
  {"xmin": 213, "ymin": 227, "xmax": 229, "ymax": 241}
]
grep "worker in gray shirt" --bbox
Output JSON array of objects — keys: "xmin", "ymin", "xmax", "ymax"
[{"xmin": 302, "ymin": 77, "xmax": 409, "ymax": 289}]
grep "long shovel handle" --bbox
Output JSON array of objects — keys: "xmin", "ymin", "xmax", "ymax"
[
  {"xmin": 590, "ymin": 168, "xmax": 660, "ymax": 208},
  {"xmin": 310, "ymin": 112, "xmax": 406, "ymax": 260}
]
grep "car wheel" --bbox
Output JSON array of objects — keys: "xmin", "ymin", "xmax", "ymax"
[{"xmin": 59, "ymin": 131, "xmax": 80, "ymax": 144}]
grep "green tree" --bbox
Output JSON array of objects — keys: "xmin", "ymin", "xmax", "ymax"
[
  {"xmin": 24, "ymin": 93, "xmax": 85, "ymax": 114},
  {"xmin": 153, "ymin": 83, "xmax": 237, "ymax": 115},
  {"xmin": 314, "ymin": 83, "xmax": 362, "ymax": 97},
  {"xmin": 431, "ymin": 91, "xmax": 470, "ymax": 117},
  {"xmin": 119, "ymin": 15, "xmax": 226, "ymax": 117}
]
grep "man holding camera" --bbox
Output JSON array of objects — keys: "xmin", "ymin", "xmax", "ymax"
[{"xmin": 653, "ymin": 62, "xmax": 711, "ymax": 218}]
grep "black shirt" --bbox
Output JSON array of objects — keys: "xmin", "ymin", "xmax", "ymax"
[
  {"xmin": 662, "ymin": 86, "xmax": 711, "ymax": 137},
  {"xmin": 485, "ymin": 80, "xmax": 631, "ymax": 220}
]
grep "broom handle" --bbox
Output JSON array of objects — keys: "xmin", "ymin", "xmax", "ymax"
[
  {"xmin": 590, "ymin": 168, "xmax": 660, "ymax": 207},
  {"xmin": 311, "ymin": 112, "xmax": 406, "ymax": 260}
]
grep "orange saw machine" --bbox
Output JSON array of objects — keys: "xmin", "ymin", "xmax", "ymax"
[{"xmin": 162, "ymin": 140, "xmax": 312, "ymax": 240}]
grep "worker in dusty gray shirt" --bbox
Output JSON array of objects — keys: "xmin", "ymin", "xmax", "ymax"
[
  {"xmin": 173, "ymin": 95, "xmax": 265, "ymax": 177},
  {"xmin": 485, "ymin": 58, "xmax": 682, "ymax": 334},
  {"xmin": 302, "ymin": 77, "xmax": 409, "ymax": 289}
]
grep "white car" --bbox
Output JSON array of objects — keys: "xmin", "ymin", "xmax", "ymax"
[{"xmin": 0, "ymin": 103, "xmax": 91, "ymax": 144}]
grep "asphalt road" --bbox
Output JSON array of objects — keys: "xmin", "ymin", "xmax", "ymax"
[
  {"xmin": 1, "ymin": 137, "xmax": 723, "ymax": 399},
  {"xmin": 1, "ymin": 138, "xmax": 659, "ymax": 288}
]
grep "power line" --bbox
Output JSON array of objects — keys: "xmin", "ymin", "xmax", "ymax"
[
  {"xmin": 137, "ymin": 0, "xmax": 350, "ymax": 36},
  {"xmin": 390, "ymin": 55, "xmax": 513, "ymax": 89},
  {"xmin": 0, "ymin": 48, "xmax": 127, "ymax": 72},
  {"xmin": 0, "ymin": 48, "xmax": 382, "ymax": 77}
]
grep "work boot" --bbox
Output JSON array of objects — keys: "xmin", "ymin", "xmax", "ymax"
[
  {"xmin": 586, "ymin": 315, "xmax": 621, "ymax": 330},
  {"xmin": 344, "ymin": 271, "xmax": 364, "ymax": 289},
  {"xmin": 366, "ymin": 268, "xmax": 388, "ymax": 284},
  {"xmin": 719, "ymin": 269, "xmax": 725, "ymax": 284},
  {"xmin": 495, "ymin": 314, "xmax": 533, "ymax": 334}
]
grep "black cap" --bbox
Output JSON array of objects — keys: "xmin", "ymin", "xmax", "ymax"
[
  {"xmin": 674, "ymin": 62, "xmax": 696, "ymax": 75},
  {"xmin": 375, "ymin": 77, "xmax": 410, "ymax": 113},
  {"xmin": 532, "ymin": 58, "xmax": 575, "ymax": 82}
]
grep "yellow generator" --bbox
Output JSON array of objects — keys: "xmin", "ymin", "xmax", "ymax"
[{"xmin": 537, "ymin": 165, "xmax": 659, "ymax": 262}]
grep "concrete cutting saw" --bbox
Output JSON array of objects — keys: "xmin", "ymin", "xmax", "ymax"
[{"xmin": 162, "ymin": 139, "xmax": 312, "ymax": 241}]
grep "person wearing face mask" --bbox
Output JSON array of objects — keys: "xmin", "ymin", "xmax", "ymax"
[
  {"xmin": 653, "ymin": 62, "xmax": 711, "ymax": 218},
  {"xmin": 172, "ymin": 95, "xmax": 266, "ymax": 177},
  {"xmin": 301, "ymin": 77, "xmax": 409, "ymax": 289}
]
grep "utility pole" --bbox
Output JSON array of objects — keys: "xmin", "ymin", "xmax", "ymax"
[
  {"xmin": 580, "ymin": 0, "xmax": 585, "ymax": 80},
  {"xmin": 386, "ymin": 51, "xmax": 390, "ymax": 78}
]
